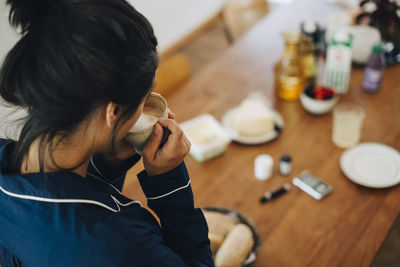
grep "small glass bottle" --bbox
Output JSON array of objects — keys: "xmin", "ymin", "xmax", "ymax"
[
  {"xmin": 275, "ymin": 31, "xmax": 306, "ymax": 101},
  {"xmin": 301, "ymin": 21, "xmax": 318, "ymax": 41},
  {"xmin": 300, "ymin": 35, "xmax": 317, "ymax": 85},
  {"xmin": 363, "ymin": 44, "xmax": 384, "ymax": 92},
  {"xmin": 279, "ymin": 155, "xmax": 292, "ymax": 176}
]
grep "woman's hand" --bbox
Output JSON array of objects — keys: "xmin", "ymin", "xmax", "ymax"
[
  {"xmin": 100, "ymin": 109, "xmax": 176, "ymax": 169},
  {"xmin": 167, "ymin": 108, "xmax": 175, "ymax": 120},
  {"xmin": 142, "ymin": 119, "xmax": 191, "ymax": 177}
]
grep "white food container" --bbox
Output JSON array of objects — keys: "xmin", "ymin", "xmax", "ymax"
[{"xmin": 180, "ymin": 114, "xmax": 231, "ymax": 162}]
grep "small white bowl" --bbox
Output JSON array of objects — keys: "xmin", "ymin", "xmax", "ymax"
[{"xmin": 300, "ymin": 93, "xmax": 339, "ymax": 115}]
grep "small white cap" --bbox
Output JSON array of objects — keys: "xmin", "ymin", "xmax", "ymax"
[
  {"xmin": 254, "ymin": 154, "xmax": 274, "ymax": 180},
  {"xmin": 303, "ymin": 20, "xmax": 317, "ymax": 34},
  {"xmin": 334, "ymin": 30, "xmax": 351, "ymax": 43},
  {"xmin": 363, "ymin": 2, "xmax": 377, "ymax": 13}
]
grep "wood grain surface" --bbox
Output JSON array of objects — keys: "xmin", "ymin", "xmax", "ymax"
[{"xmin": 123, "ymin": 0, "xmax": 400, "ymax": 266}]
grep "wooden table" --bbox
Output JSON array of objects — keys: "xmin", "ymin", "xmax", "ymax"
[{"xmin": 124, "ymin": 0, "xmax": 400, "ymax": 266}]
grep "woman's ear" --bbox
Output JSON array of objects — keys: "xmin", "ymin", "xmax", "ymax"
[{"xmin": 105, "ymin": 102, "xmax": 121, "ymax": 128}]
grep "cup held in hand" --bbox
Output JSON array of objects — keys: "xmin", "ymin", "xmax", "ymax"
[{"xmin": 125, "ymin": 93, "xmax": 168, "ymax": 153}]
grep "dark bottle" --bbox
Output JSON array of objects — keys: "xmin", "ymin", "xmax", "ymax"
[
  {"xmin": 363, "ymin": 44, "xmax": 384, "ymax": 92},
  {"xmin": 301, "ymin": 20, "xmax": 320, "ymax": 54}
]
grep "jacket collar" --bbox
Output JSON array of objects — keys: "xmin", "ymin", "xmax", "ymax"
[{"xmin": 0, "ymin": 142, "xmax": 140, "ymax": 213}]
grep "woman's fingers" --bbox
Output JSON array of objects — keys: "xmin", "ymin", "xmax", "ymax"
[
  {"xmin": 158, "ymin": 119, "xmax": 180, "ymax": 134},
  {"xmin": 142, "ymin": 123, "xmax": 163, "ymax": 159},
  {"xmin": 167, "ymin": 109, "xmax": 175, "ymax": 119},
  {"xmin": 182, "ymin": 134, "xmax": 191, "ymax": 153},
  {"xmin": 156, "ymin": 120, "xmax": 189, "ymax": 157},
  {"xmin": 142, "ymin": 119, "xmax": 189, "ymax": 176},
  {"xmin": 159, "ymin": 121, "xmax": 184, "ymax": 152}
]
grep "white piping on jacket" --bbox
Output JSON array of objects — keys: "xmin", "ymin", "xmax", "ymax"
[
  {"xmin": 0, "ymin": 158, "xmax": 144, "ymax": 213},
  {"xmin": 89, "ymin": 158, "xmax": 123, "ymax": 194},
  {"xmin": 0, "ymin": 185, "xmax": 122, "ymax": 213},
  {"xmin": 88, "ymin": 159, "xmax": 143, "ymax": 207},
  {"xmin": 147, "ymin": 180, "xmax": 191, "ymax": 200},
  {"xmin": 90, "ymin": 157, "xmax": 191, "ymax": 201},
  {"xmin": 111, "ymin": 195, "xmax": 142, "ymax": 207}
]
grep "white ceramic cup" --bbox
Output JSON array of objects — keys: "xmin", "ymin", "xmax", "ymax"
[{"xmin": 125, "ymin": 93, "xmax": 168, "ymax": 153}]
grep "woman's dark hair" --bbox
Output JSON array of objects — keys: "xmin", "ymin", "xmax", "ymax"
[{"xmin": 0, "ymin": 0, "xmax": 158, "ymax": 172}]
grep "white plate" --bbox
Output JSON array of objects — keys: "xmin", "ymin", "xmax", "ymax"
[
  {"xmin": 340, "ymin": 143, "xmax": 400, "ymax": 188},
  {"xmin": 221, "ymin": 107, "xmax": 284, "ymax": 145}
]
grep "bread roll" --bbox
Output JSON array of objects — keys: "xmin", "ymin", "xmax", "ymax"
[
  {"xmin": 215, "ymin": 224, "xmax": 254, "ymax": 267},
  {"xmin": 233, "ymin": 99, "xmax": 274, "ymax": 137},
  {"xmin": 203, "ymin": 211, "xmax": 236, "ymax": 237},
  {"xmin": 209, "ymin": 233, "xmax": 224, "ymax": 256}
]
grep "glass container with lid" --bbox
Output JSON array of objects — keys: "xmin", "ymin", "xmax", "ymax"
[{"xmin": 275, "ymin": 31, "xmax": 306, "ymax": 101}]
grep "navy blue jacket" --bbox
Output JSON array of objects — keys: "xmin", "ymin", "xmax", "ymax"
[{"xmin": 0, "ymin": 140, "xmax": 213, "ymax": 266}]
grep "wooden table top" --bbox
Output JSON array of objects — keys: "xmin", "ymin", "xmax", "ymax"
[{"xmin": 124, "ymin": 0, "xmax": 400, "ymax": 266}]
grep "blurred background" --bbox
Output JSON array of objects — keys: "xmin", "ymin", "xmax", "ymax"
[{"xmin": 0, "ymin": 0, "xmax": 399, "ymax": 266}]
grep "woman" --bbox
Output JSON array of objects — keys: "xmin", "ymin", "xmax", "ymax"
[{"xmin": 0, "ymin": 0, "xmax": 213, "ymax": 266}]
